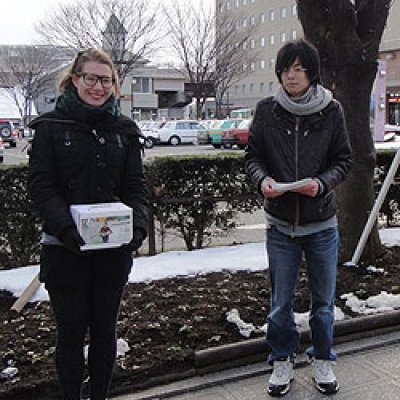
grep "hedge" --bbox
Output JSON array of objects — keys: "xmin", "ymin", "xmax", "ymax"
[{"xmin": 0, "ymin": 152, "xmax": 398, "ymax": 270}]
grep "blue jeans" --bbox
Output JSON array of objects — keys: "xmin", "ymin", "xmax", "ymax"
[{"xmin": 266, "ymin": 226, "xmax": 339, "ymax": 364}]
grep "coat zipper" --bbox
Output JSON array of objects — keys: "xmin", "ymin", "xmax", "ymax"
[
  {"xmin": 294, "ymin": 117, "xmax": 300, "ymax": 227},
  {"xmin": 92, "ymin": 129, "xmax": 105, "ymax": 144}
]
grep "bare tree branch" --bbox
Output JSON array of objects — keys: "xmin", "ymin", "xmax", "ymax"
[
  {"xmin": 0, "ymin": 46, "xmax": 64, "ymax": 124},
  {"xmin": 35, "ymin": 0, "xmax": 163, "ymax": 84},
  {"xmin": 163, "ymin": 2, "xmax": 259, "ymax": 119}
]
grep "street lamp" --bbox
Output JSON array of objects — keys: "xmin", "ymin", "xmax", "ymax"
[{"xmin": 131, "ymin": 78, "xmax": 137, "ymax": 120}]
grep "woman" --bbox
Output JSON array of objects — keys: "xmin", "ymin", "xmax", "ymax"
[
  {"xmin": 245, "ymin": 39, "xmax": 352, "ymax": 397},
  {"xmin": 28, "ymin": 48, "xmax": 149, "ymax": 400}
]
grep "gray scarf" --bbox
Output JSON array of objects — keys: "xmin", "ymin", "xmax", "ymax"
[{"xmin": 274, "ymin": 84, "xmax": 333, "ymax": 116}]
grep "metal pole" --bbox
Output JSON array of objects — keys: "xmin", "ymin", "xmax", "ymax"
[
  {"xmin": 131, "ymin": 80, "xmax": 134, "ymax": 119},
  {"xmin": 346, "ymin": 147, "xmax": 400, "ymax": 266},
  {"xmin": 147, "ymin": 206, "xmax": 156, "ymax": 256}
]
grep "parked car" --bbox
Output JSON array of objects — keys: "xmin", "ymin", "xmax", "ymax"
[
  {"xmin": 209, "ymin": 119, "xmax": 243, "ymax": 149},
  {"xmin": 158, "ymin": 120, "xmax": 207, "ymax": 145},
  {"xmin": 139, "ymin": 120, "xmax": 166, "ymax": 149},
  {"xmin": 383, "ymin": 124, "xmax": 400, "ymax": 141},
  {"xmin": 197, "ymin": 120, "xmax": 219, "ymax": 145},
  {"xmin": 12, "ymin": 121, "xmax": 26, "ymax": 139},
  {"xmin": 0, "ymin": 120, "xmax": 17, "ymax": 147},
  {"xmin": 221, "ymin": 119, "xmax": 252, "ymax": 149},
  {"xmin": 0, "ymin": 137, "xmax": 4, "ymax": 163}
]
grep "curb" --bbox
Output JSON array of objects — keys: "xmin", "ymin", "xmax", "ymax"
[
  {"xmin": 195, "ymin": 309, "xmax": 400, "ymax": 372},
  {"xmin": 110, "ymin": 310, "xmax": 400, "ymax": 399},
  {"xmin": 112, "ymin": 329, "xmax": 400, "ymax": 400}
]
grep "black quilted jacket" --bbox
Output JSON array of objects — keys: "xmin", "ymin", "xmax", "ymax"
[
  {"xmin": 245, "ymin": 97, "xmax": 353, "ymax": 225},
  {"xmin": 28, "ymin": 110, "xmax": 149, "ymax": 239}
]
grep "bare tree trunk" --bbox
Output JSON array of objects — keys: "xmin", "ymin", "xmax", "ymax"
[
  {"xmin": 334, "ymin": 63, "xmax": 382, "ymax": 261},
  {"xmin": 297, "ymin": 0, "xmax": 390, "ymax": 263}
]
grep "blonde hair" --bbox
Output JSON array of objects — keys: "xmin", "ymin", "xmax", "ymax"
[{"xmin": 58, "ymin": 48, "xmax": 121, "ymax": 97}]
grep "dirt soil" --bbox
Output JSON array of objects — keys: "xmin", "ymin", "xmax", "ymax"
[{"xmin": 1, "ymin": 245, "xmax": 400, "ymax": 400}]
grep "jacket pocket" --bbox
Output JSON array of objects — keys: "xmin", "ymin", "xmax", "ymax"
[
  {"xmin": 318, "ymin": 191, "xmax": 336, "ymax": 218},
  {"xmin": 106, "ymin": 133, "xmax": 127, "ymax": 171}
]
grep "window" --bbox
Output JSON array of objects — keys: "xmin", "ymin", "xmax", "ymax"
[
  {"xmin": 269, "ymin": 34, "xmax": 275, "ymax": 45},
  {"xmin": 260, "ymin": 59, "xmax": 265, "ymax": 69},
  {"xmin": 250, "ymin": 62, "xmax": 255, "ymax": 71},
  {"xmin": 269, "ymin": 10, "xmax": 275, "ymax": 21},
  {"xmin": 260, "ymin": 13, "xmax": 265, "ymax": 23},
  {"xmin": 292, "ymin": 4, "xmax": 297, "ymax": 16},
  {"xmin": 249, "ymin": 83, "xmax": 254, "ymax": 95},
  {"xmin": 243, "ymin": 0, "xmax": 247, "ymax": 5},
  {"xmin": 291, "ymin": 30, "xmax": 297, "ymax": 40},
  {"xmin": 260, "ymin": 82, "xmax": 265, "ymax": 94},
  {"xmin": 260, "ymin": 36, "xmax": 265, "ymax": 47},
  {"xmin": 269, "ymin": 81, "xmax": 274, "ymax": 92},
  {"xmin": 236, "ymin": 0, "xmax": 240, "ymax": 7},
  {"xmin": 226, "ymin": 1, "xmax": 231, "ymax": 10},
  {"xmin": 281, "ymin": 32, "xmax": 286, "ymax": 43},
  {"xmin": 250, "ymin": 39, "xmax": 255, "ymax": 48},
  {"xmin": 243, "ymin": 18, "xmax": 247, "ymax": 28},
  {"xmin": 235, "ymin": 85, "xmax": 239, "ymax": 95},
  {"xmin": 281, "ymin": 7, "xmax": 287, "ymax": 18},
  {"xmin": 176, "ymin": 122, "xmax": 190, "ymax": 129},
  {"xmin": 269, "ymin": 57, "xmax": 275, "ymax": 69},
  {"xmin": 242, "ymin": 84, "xmax": 246, "ymax": 95},
  {"xmin": 250, "ymin": 16, "xmax": 256, "ymax": 25},
  {"xmin": 140, "ymin": 77, "xmax": 150, "ymax": 93}
]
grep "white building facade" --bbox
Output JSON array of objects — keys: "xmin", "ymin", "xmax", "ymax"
[{"xmin": 216, "ymin": 0, "xmax": 400, "ymax": 116}]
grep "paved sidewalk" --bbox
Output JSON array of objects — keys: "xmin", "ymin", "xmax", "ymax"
[{"xmin": 113, "ymin": 330, "xmax": 400, "ymax": 400}]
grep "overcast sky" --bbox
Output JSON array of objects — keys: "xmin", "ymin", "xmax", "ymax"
[
  {"xmin": 1, "ymin": 0, "xmax": 65, "ymax": 45},
  {"xmin": 0, "ymin": 0, "xmax": 214, "ymax": 46}
]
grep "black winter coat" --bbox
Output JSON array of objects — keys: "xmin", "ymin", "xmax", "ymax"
[
  {"xmin": 245, "ymin": 96, "xmax": 353, "ymax": 225},
  {"xmin": 28, "ymin": 109, "xmax": 149, "ymax": 240}
]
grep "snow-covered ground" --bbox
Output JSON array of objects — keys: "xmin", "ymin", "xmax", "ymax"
[{"xmin": 0, "ymin": 228, "xmax": 399, "ymax": 319}]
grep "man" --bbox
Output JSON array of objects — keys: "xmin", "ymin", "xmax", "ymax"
[{"xmin": 245, "ymin": 39, "xmax": 352, "ymax": 396}]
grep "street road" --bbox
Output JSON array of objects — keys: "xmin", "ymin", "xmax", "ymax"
[
  {"xmin": 142, "ymin": 143, "xmax": 231, "ymax": 161},
  {"xmin": 3, "ymin": 139, "xmax": 241, "ymax": 166},
  {"xmin": 2, "ymin": 140, "xmax": 30, "ymax": 165}
]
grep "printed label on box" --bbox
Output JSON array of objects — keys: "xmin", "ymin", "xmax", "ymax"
[{"xmin": 70, "ymin": 203, "xmax": 133, "ymax": 250}]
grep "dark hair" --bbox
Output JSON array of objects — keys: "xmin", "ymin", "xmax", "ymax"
[
  {"xmin": 275, "ymin": 39, "xmax": 321, "ymax": 85},
  {"xmin": 58, "ymin": 48, "xmax": 120, "ymax": 97}
]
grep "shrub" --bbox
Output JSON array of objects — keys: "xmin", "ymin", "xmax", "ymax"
[{"xmin": 144, "ymin": 153, "xmax": 262, "ymax": 250}]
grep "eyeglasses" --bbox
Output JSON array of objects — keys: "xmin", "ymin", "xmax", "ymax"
[
  {"xmin": 281, "ymin": 66, "xmax": 308, "ymax": 75},
  {"xmin": 76, "ymin": 72, "xmax": 114, "ymax": 89}
]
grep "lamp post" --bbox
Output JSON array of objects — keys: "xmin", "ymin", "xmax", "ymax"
[{"xmin": 131, "ymin": 78, "xmax": 136, "ymax": 120}]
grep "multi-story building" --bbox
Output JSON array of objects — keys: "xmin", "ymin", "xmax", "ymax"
[
  {"xmin": 217, "ymin": 0, "xmax": 300, "ymax": 111},
  {"xmin": 217, "ymin": 0, "xmax": 400, "ymax": 122},
  {"xmin": 380, "ymin": 1, "xmax": 400, "ymax": 124},
  {"xmin": 119, "ymin": 64, "xmax": 190, "ymax": 121}
]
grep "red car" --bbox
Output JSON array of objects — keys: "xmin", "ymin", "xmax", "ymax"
[{"xmin": 221, "ymin": 119, "xmax": 252, "ymax": 149}]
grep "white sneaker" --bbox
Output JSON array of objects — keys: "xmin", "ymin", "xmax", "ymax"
[
  {"xmin": 312, "ymin": 359, "xmax": 340, "ymax": 394},
  {"xmin": 268, "ymin": 357, "xmax": 294, "ymax": 397}
]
